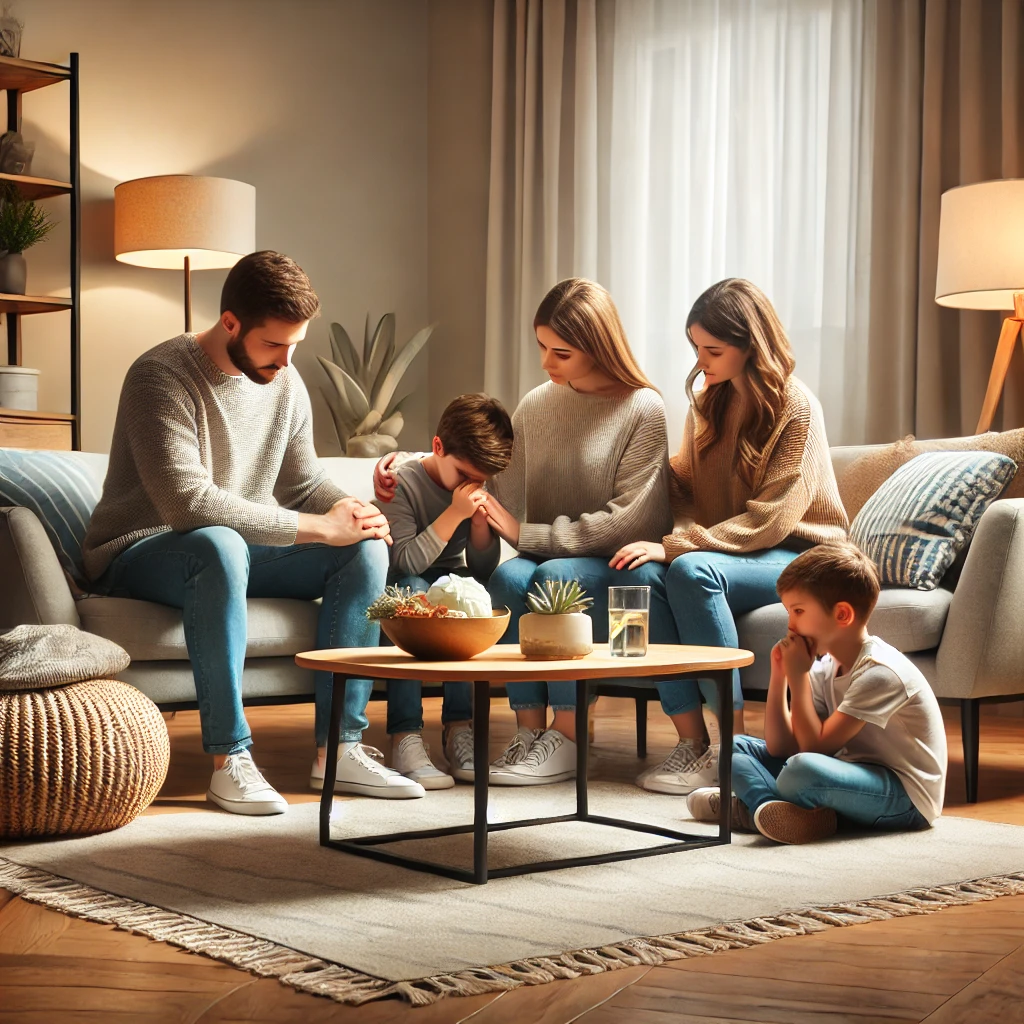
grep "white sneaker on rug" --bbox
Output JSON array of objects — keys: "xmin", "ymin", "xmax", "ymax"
[
  {"xmin": 638, "ymin": 740, "xmax": 719, "ymax": 795},
  {"xmin": 310, "ymin": 743, "xmax": 425, "ymax": 799},
  {"xmin": 443, "ymin": 723, "xmax": 475, "ymax": 783},
  {"xmin": 207, "ymin": 750, "xmax": 288, "ymax": 816},
  {"xmin": 686, "ymin": 787, "xmax": 757, "ymax": 832},
  {"xmin": 493, "ymin": 728, "xmax": 576, "ymax": 786},
  {"xmin": 391, "ymin": 734, "xmax": 454, "ymax": 790},
  {"xmin": 488, "ymin": 726, "xmax": 544, "ymax": 783}
]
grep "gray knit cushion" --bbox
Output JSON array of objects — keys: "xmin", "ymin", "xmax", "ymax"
[{"xmin": 0, "ymin": 624, "xmax": 130, "ymax": 691}]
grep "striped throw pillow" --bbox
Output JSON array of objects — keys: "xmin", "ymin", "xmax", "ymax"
[
  {"xmin": 0, "ymin": 449, "xmax": 107, "ymax": 589},
  {"xmin": 851, "ymin": 451, "xmax": 1016, "ymax": 590}
]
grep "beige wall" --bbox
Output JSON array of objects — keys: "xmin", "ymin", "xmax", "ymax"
[
  {"xmin": 19, "ymin": 0, "xmax": 432, "ymax": 454},
  {"xmin": 426, "ymin": 0, "xmax": 492, "ymax": 431}
]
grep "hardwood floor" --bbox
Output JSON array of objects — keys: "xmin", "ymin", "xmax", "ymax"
[{"xmin": 2, "ymin": 696, "xmax": 1023, "ymax": 1023}]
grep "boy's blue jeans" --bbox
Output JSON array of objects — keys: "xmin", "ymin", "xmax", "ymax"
[
  {"xmin": 384, "ymin": 567, "xmax": 473, "ymax": 734},
  {"xmin": 488, "ymin": 548, "xmax": 798, "ymax": 717},
  {"xmin": 732, "ymin": 735, "xmax": 930, "ymax": 830},
  {"xmin": 96, "ymin": 527, "xmax": 389, "ymax": 754}
]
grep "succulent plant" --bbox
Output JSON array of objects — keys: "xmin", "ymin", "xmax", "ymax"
[
  {"xmin": 318, "ymin": 313, "xmax": 433, "ymax": 455},
  {"xmin": 525, "ymin": 579, "xmax": 593, "ymax": 615}
]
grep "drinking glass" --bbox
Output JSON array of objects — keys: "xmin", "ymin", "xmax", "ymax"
[{"xmin": 608, "ymin": 586, "xmax": 650, "ymax": 657}]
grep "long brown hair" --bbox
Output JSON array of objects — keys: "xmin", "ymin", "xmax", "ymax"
[
  {"xmin": 685, "ymin": 278, "xmax": 795, "ymax": 486},
  {"xmin": 534, "ymin": 278, "xmax": 655, "ymax": 391}
]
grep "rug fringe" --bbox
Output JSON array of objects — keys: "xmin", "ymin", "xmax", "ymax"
[{"xmin": 2, "ymin": 856, "xmax": 1023, "ymax": 1007}]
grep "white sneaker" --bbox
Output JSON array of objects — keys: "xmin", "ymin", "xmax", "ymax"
[
  {"xmin": 489, "ymin": 726, "xmax": 543, "ymax": 775},
  {"xmin": 310, "ymin": 743, "xmax": 425, "ymax": 799},
  {"xmin": 638, "ymin": 740, "xmax": 719, "ymax": 795},
  {"xmin": 207, "ymin": 750, "xmax": 288, "ymax": 816},
  {"xmin": 686, "ymin": 787, "xmax": 757, "ymax": 832},
  {"xmin": 443, "ymin": 724, "xmax": 475, "ymax": 783},
  {"xmin": 494, "ymin": 728, "xmax": 576, "ymax": 786},
  {"xmin": 391, "ymin": 734, "xmax": 454, "ymax": 790}
]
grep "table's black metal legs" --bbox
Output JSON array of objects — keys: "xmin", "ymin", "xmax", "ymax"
[{"xmin": 319, "ymin": 670, "xmax": 734, "ymax": 883}]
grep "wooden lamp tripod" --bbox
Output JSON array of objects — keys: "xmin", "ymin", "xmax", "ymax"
[{"xmin": 936, "ymin": 180, "xmax": 1024, "ymax": 434}]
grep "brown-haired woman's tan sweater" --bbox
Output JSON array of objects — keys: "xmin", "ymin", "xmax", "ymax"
[{"xmin": 664, "ymin": 376, "xmax": 848, "ymax": 560}]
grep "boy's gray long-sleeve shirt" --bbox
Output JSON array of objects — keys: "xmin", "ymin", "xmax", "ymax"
[
  {"xmin": 381, "ymin": 459, "xmax": 500, "ymax": 580},
  {"xmin": 83, "ymin": 334, "xmax": 348, "ymax": 581}
]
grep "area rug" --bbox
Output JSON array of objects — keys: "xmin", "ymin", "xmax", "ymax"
[{"xmin": 2, "ymin": 782, "xmax": 1023, "ymax": 1006}]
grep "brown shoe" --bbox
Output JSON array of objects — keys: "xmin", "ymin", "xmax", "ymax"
[
  {"xmin": 685, "ymin": 787, "xmax": 757, "ymax": 832},
  {"xmin": 753, "ymin": 800, "xmax": 837, "ymax": 844}
]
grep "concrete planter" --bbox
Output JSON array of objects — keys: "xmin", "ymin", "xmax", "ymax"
[
  {"xmin": 519, "ymin": 611, "xmax": 593, "ymax": 660},
  {"xmin": 0, "ymin": 364, "xmax": 39, "ymax": 410}
]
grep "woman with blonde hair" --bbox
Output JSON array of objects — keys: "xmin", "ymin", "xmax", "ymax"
[
  {"xmin": 610, "ymin": 278, "xmax": 849, "ymax": 795},
  {"xmin": 376, "ymin": 277, "xmax": 673, "ymax": 786}
]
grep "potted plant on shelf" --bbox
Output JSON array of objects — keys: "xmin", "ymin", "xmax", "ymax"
[
  {"xmin": 519, "ymin": 579, "xmax": 594, "ymax": 660},
  {"xmin": 0, "ymin": 183, "xmax": 57, "ymax": 295},
  {"xmin": 316, "ymin": 313, "xmax": 433, "ymax": 457}
]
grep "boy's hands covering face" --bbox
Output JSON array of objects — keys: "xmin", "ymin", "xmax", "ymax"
[
  {"xmin": 777, "ymin": 630, "xmax": 814, "ymax": 678},
  {"xmin": 450, "ymin": 480, "xmax": 488, "ymax": 521}
]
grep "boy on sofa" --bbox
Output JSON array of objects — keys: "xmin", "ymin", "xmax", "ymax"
[
  {"xmin": 380, "ymin": 393, "xmax": 514, "ymax": 787},
  {"xmin": 687, "ymin": 542, "xmax": 947, "ymax": 843}
]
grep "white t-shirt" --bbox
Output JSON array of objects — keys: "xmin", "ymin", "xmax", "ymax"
[{"xmin": 809, "ymin": 636, "xmax": 948, "ymax": 824}]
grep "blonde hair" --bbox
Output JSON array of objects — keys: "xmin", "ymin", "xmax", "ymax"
[
  {"xmin": 685, "ymin": 278, "xmax": 795, "ymax": 486},
  {"xmin": 534, "ymin": 278, "xmax": 655, "ymax": 391}
]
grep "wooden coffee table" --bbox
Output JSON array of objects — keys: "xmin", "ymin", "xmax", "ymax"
[{"xmin": 295, "ymin": 643, "xmax": 753, "ymax": 884}]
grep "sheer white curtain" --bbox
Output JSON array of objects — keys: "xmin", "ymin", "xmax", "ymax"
[{"xmin": 485, "ymin": 0, "xmax": 875, "ymax": 446}]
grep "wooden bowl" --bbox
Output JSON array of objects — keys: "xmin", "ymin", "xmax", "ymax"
[{"xmin": 379, "ymin": 609, "xmax": 510, "ymax": 661}]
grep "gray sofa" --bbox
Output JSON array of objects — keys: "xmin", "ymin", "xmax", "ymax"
[{"xmin": 2, "ymin": 444, "xmax": 1022, "ymax": 802}]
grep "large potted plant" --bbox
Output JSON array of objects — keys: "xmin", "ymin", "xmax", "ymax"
[
  {"xmin": 519, "ymin": 580, "xmax": 594, "ymax": 660},
  {"xmin": 317, "ymin": 313, "xmax": 433, "ymax": 457},
  {"xmin": 0, "ymin": 183, "xmax": 57, "ymax": 294}
]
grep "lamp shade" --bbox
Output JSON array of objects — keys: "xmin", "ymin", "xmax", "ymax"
[
  {"xmin": 114, "ymin": 175, "xmax": 256, "ymax": 270},
  {"xmin": 935, "ymin": 179, "xmax": 1024, "ymax": 310}
]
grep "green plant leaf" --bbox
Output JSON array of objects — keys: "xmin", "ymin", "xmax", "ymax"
[
  {"xmin": 320, "ymin": 385, "xmax": 352, "ymax": 447},
  {"xmin": 329, "ymin": 322, "xmax": 361, "ymax": 377},
  {"xmin": 318, "ymin": 355, "xmax": 370, "ymax": 422},
  {"xmin": 366, "ymin": 313, "xmax": 395, "ymax": 400},
  {"xmin": 373, "ymin": 324, "xmax": 434, "ymax": 416}
]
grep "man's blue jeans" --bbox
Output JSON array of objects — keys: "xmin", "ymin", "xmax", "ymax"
[
  {"xmin": 732, "ymin": 735, "xmax": 930, "ymax": 830},
  {"xmin": 96, "ymin": 527, "xmax": 389, "ymax": 754},
  {"xmin": 384, "ymin": 567, "xmax": 472, "ymax": 734},
  {"xmin": 488, "ymin": 548, "xmax": 798, "ymax": 717}
]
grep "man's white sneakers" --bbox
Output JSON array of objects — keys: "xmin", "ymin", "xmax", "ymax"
[
  {"xmin": 492, "ymin": 728, "xmax": 577, "ymax": 785},
  {"xmin": 207, "ymin": 750, "xmax": 288, "ymax": 815},
  {"xmin": 443, "ymin": 723, "xmax": 476, "ymax": 783},
  {"xmin": 637, "ymin": 740, "xmax": 719, "ymax": 795},
  {"xmin": 310, "ymin": 742, "xmax": 425, "ymax": 799},
  {"xmin": 391, "ymin": 734, "xmax": 454, "ymax": 790}
]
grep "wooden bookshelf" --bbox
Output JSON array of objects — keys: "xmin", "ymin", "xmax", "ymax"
[
  {"xmin": 0, "ymin": 171, "xmax": 73, "ymax": 200},
  {"xmin": 0, "ymin": 55, "xmax": 71, "ymax": 93},
  {"xmin": 0, "ymin": 407, "xmax": 73, "ymax": 449},
  {"xmin": 0, "ymin": 293, "xmax": 72, "ymax": 315}
]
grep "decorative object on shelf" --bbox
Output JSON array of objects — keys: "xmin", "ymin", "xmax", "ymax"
[
  {"xmin": 936, "ymin": 179, "xmax": 1024, "ymax": 432},
  {"xmin": 0, "ymin": 5, "xmax": 22, "ymax": 59},
  {"xmin": 519, "ymin": 579, "xmax": 594, "ymax": 660},
  {"xmin": 366, "ymin": 583, "xmax": 508, "ymax": 660},
  {"xmin": 0, "ymin": 363, "xmax": 37, "ymax": 409},
  {"xmin": 318, "ymin": 313, "xmax": 433, "ymax": 457},
  {"xmin": 114, "ymin": 175, "xmax": 255, "ymax": 332},
  {"xmin": 0, "ymin": 129, "xmax": 33, "ymax": 174},
  {"xmin": 0, "ymin": 180, "xmax": 57, "ymax": 294}
]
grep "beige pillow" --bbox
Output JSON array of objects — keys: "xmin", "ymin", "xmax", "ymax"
[
  {"xmin": 837, "ymin": 429, "xmax": 1024, "ymax": 519},
  {"xmin": 0, "ymin": 624, "xmax": 130, "ymax": 692}
]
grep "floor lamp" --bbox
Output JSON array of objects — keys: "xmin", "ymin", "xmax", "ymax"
[
  {"xmin": 114, "ymin": 175, "xmax": 256, "ymax": 332},
  {"xmin": 936, "ymin": 178, "xmax": 1024, "ymax": 434}
]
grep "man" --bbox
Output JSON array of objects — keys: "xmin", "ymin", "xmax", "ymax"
[{"xmin": 83, "ymin": 251, "xmax": 425, "ymax": 815}]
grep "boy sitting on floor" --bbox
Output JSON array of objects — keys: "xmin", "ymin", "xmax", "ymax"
[
  {"xmin": 687, "ymin": 542, "xmax": 948, "ymax": 844},
  {"xmin": 381, "ymin": 393, "xmax": 514, "ymax": 788}
]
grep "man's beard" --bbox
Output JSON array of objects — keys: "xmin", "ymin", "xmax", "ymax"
[{"xmin": 226, "ymin": 335, "xmax": 278, "ymax": 385}]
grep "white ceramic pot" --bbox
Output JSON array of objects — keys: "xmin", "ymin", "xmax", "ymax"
[
  {"xmin": 0, "ymin": 364, "xmax": 39, "ymax": 410},
  {"xmin": 518, "ymin": 612, "xmax": 593, "ymax": 660}
]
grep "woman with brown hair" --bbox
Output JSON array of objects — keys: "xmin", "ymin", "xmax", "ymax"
[{"xmin": 610, "ymin": 278, "xmax": 849, "ymax": 795}]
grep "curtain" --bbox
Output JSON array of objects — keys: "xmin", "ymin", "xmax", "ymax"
[
  {"xmin": 485, "ymin": 0, "xmax": 872, "ymax": 446},
  {"xmin": 868, "ymin": 0, "xmax": 1024, "ymax": 440}
]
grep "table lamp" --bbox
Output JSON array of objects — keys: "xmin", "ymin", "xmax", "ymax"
[
  {"xmin": 935, "ymin": 178, "xmax": 1024, "ymax": 433},
  {"xmin": 114, "ymin": 175, "xmax": 256, "ymax": 332}
]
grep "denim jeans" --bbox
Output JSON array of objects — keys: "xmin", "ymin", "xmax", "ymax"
[
  {"xmin": 732, "ymin": 735, "xmax": 930, "ymax": 830},
  {"xmin": 384, "ymin": 567, "xmax": 472, "ymax": 734},
  {"xmin": 96, "ymin": 526, "xmax": 389, "ymax": 754}
]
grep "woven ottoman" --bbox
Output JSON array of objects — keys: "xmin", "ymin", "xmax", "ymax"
[{"xmin": 0, "ymin": 625, "xmax": 170, "ymax": 838}]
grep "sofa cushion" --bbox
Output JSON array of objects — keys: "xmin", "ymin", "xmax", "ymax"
[
  {"xmin": 0, "ymin": 449, "xmax": 107, "ymax": 589},
  {"xmin": 737, "ymin": 587, "xmax": 954, "ymax": 691},
  {"xmin": 77, "ymin": 596, "xmax": 319, "ymax": 661},
  {"xmin": 851, "ymin": 451, "xmax": 1016, "ymax": 589}
]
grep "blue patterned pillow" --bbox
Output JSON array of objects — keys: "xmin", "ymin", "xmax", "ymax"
[
  {"xmin": 851, "ymin": 451, "xmax": 1016, "ymax": 590},
  {"xmin": 0, "ymin": 449, "xmax": 107, "ymax": 589}
]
